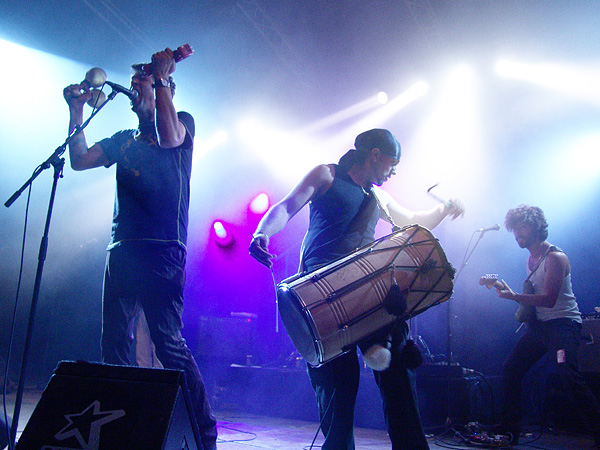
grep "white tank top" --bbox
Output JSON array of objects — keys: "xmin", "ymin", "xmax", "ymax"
[{"xmin": 528, "ymin": 251, "xmax": 581, "ymax": 323}]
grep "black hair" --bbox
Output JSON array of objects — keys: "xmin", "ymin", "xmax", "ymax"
[{"xmin": 505, "ymin": 204, "xmax": 549, "ymax": 240}]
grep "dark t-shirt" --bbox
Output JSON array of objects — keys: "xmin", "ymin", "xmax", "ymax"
[
  {"xmin": 98, "ymin": 111, "xmax": 194, "ymax": 250},
  {"xmin": 301, "ymin": 165, "xmax": 380, "ymax": 272}
]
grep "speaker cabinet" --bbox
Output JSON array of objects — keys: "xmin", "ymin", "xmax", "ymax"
[
  {"xmin": 15, "ymin": 361, "xmax": 202, "ymax": 450},
  {"xmin": 195, "ymin": 316, "xmax": 256, "ymax": 365},
  {"xmin": 579, "ymin": 318, "xmax": 600, "ymax": 375},
  {"xmin": 416, "ymin": 364, "xmax": 472, "ymax": 430}
]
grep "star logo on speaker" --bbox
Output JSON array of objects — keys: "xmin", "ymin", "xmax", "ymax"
[{"xmin": 52, "ymin": 400, "xmax": 126, "ymax": 450}]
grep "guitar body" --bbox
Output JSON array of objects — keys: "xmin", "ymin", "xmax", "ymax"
[{"xmin": 514, "ymin": 303, "xmax": 537, "ymax": 323}]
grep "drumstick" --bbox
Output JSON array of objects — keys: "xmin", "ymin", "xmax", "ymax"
[{"xmin": 426, "ymin": 183, "xmax": 449, "ymax": 205}]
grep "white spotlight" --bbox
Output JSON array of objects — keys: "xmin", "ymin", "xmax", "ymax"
[
  {"xmin": 495, "ymin": 58, "xmax": 600, "ymax": 105},
  {"xmin": 194, "ymin": 129, "xmax": 228, "ymax": 162},
  {"xmin": 345, "ymin": 81, "xmax": 428, "ymax": 136},
  {"xmin": 236, "ymin": 117, "xmax": 318, "ymax": 182},
  {"xmin": 564, "ymin": 134, "xmax": 600, "ymax": 180},
  {"xmin": 408, "ymin": 64, "xmax": 483, "ymax": 193}
]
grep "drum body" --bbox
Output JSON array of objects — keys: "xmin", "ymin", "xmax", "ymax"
[{"xmin": 277, "ymin": 225, "xmax": 454, "ymax": 367}]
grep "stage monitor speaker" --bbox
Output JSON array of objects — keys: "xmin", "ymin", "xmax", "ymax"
[
  {"xmin": 15, "ymin": 360, "xmax": 203, "ymax": 450},
  {"xmin": 579, "ymin": 318, "xmax": 600, "ymax": 375}
]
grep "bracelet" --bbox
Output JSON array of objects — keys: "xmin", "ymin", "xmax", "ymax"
[{"xmin": 253, "ymin": 232, "xmax": 269, "ymax": 240}]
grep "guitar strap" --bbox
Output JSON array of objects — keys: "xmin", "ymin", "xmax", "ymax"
[
  {"xmin": 515, "ymin": 245, "xmax": 559, "ymax": 328},
  {"xmin": 525, "ymin": 245, "xmax": 558, "ymax": 283}
]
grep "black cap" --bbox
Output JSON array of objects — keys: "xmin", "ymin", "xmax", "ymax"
[{"xmin": 354, "ymin": 129, "xmax": 401, "ymax": 161}]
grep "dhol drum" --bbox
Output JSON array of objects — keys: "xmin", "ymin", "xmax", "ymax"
[{"xmin": 277, "ymin": 224, "xmax": 454, "ymax": 367}]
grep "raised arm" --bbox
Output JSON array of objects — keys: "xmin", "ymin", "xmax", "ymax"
[
  {"xmin": 376, "ymin": 188, "xmax": 464, "ymax": 230},
  {"xmin": 63, "ymin": 84, "xmax": 109, "ymax": 170},
  {"xmin": 151, "ymin": 48, "xmax": 186, "ymax": 148},
  {"xmin": 249, "ymin": 164, "xmax": 335, "ymax": 268}
]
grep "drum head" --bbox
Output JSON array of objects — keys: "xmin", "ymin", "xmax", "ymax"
[{"xmin": 277, "ymin": 285, "xmax": 321, "ymax": 366}]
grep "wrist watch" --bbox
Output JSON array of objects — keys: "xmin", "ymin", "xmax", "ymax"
[{"xmin": 153, "ymin": 77, "xmax": 170, "ymax": 89}]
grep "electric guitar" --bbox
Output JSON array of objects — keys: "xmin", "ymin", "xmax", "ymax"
[{"xmin": 478, "ymin": 274, "xmax": 536, "ymax": 322}]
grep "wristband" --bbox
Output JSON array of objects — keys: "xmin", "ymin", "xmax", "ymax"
[{"xmin": 153, "ymin": 77, "xmax": 170, "ymax": 89}]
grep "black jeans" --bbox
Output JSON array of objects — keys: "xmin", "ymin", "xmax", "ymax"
[
  {"xmin": 500, "ymin": 318, "xmax": 600, "ymax": 442},
  {"xmin": 307, "ymin": 321, "xmax": 429, "ymax": 450},
  {"xmin": 0, "ymin": 414, "xmax": 10, "ymax": 450},
  {"xmin": 102, "ymin": 242, "xmax": 217, "ymax": 450}
]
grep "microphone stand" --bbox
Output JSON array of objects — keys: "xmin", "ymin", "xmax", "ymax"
[
  {"xmin": 426, "ymin": 184, "xmax": 495, "ymax": 429},
  {"xmin": 441, "ymin": 229, "xmax": 488, "ymax": 430},
  {"xmin": 4, "ymin": 91, "xmax": 117, "ymax": 448},
  {"xmin": 449, "ymin": 230, "xmax": 488, "ymax": 361}
]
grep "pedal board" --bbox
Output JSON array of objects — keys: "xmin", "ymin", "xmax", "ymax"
[{"xmin": 465, "ymin": 432, "xmax": 511, "ymax": 447}]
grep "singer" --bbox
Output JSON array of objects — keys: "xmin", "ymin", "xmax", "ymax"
[
  {"xmin": 63, "ymin": 48, "xmax": 217, "ymax": 450},
  {"xmin": 249, "ymin": 129, "xmax": 464, "ymax": 450},
  {"xmin": 489, "ymin": 205, "xmax": 600, "ymax": 448}
]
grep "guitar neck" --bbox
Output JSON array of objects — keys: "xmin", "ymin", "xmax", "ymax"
[
  {"xmin": 490, "ymin": 280, "xmax": 503, "ymax": 289},
  {"xmin": 479, "ymin": 274, "xmax": 503, "ymax": 290}
]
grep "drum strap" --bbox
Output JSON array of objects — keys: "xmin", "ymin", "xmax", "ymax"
[{"xmin": 369, "ymin": 186, "xmax": 401, "ymax": 232}]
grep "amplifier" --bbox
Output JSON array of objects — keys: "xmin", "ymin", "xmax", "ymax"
[{"xmin": 195, "ymin": 315, "xmax": 256, "ymax": 365}]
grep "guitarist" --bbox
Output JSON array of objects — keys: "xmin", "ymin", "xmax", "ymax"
[{"xmin": 490, "ymin": 205, "xmax": 600, "ymax": 448}]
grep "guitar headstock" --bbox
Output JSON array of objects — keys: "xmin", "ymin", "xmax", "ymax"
[{"xmin": 479, "ymin": 274, "xmax": 500, "ymax": 290}]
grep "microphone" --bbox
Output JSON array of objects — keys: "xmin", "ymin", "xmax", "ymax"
[
  {"xmin": 105, "ymin": 81, "xmax": 138, "ymax": 101},
  {"xmin": 477, "ymin": 224, "xmax": 500, "ymax": 233}
]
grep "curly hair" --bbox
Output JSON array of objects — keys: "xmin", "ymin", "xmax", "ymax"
[{"xmin": 504, "ymin": 204, "xmax": 548, "ymax": 241}]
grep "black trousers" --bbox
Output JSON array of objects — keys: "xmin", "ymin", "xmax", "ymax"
[
  {"xmin": 501, "ymin": 318, "xmax": 600, "ymax": 443},
  {"xmin": 307, "ymin": 321, "xmax": 429, "ymax": 450},
  {"xmin": 102, "ymin": 242, "xmax": 217, "ymax": 450},
  {"xmin": 0, "ymin": 415, "xmax": 9, "ymax": 450}
]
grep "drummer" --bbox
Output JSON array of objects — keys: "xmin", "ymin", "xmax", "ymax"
[{"xmin": 249, "ymin": 128, "xmax": 464, "ymax": 450}]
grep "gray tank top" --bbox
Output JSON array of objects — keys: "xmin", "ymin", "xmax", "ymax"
[{"xmin": 529, "ymin": 249, "xmax": 581, "ymax": 323}]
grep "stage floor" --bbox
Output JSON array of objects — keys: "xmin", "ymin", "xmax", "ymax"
[{"xmin": 6, "ymin": 389, "xmax": 597, "ymax": 450}]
